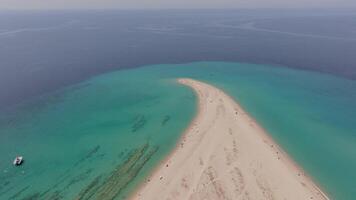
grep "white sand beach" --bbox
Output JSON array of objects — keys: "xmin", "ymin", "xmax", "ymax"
[{"xmin": 130, "ymin": 78, "xmax": 328, "ymax": 200}]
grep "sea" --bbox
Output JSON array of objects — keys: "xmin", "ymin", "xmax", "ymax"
[{"xmin": 0, "ymin": 10, "xmax": 355, "ymax": 200}]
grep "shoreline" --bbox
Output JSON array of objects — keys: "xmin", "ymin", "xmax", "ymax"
[{"xmin": 130, "ymin": 78, "xmax": 329, "ymax": 200}]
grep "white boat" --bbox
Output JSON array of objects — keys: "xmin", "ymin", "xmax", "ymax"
[{"xmin": 13, "ymin": 156, "xmax": 23, "ymax": 166}]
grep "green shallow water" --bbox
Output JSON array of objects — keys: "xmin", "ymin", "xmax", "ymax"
[{"xmin": 1, "ymin": 62, "xmax": 355, "ymax": 199}]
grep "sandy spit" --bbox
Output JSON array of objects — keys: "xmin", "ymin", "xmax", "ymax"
[{"xmin": 130, "ymin": 78, "xmax": 328, "ymax": 200}]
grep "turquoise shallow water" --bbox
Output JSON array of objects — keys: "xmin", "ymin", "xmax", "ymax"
[{"xmin": 1, "ymin": 62, "xmax": 355, "ymax": 199}]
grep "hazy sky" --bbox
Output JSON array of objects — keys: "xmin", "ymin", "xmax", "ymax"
[{"xmin": 1, "ymin": 0, "xmax": 356, "ymax": 10}]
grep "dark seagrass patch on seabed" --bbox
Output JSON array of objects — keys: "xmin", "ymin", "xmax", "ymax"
[
  {"xmin": 5, "ymin": 143, "xmax": 158, "ymax": 200},
  {"xmin": 74, "ymin": 145, "xmax": 101, "ymax": 167},
  {"xmin": 20, "ymin": 192, "xmax": 40, "ymax": 200},
  {"xmin": 131, "ymin": 115, "xmax": 146, "ymax": 132},
  {"xmin": 76, "ymin": 175, "xmax": 103, "ymax": 200},
  {"xmin": 45, "ymin": 190, "xmax": 63, "ymax": 200},
  {"xmin": 75, "ymin": 142, "xmax": 159, "ymax": 200},
  {"xmin": 64, "ymin": 168, "xmax": 94, "ymax": 190},
  {"xmin": 21, "ymin": 146, "xmax": 101, "ymax": 199},
  {"xmin": 161, "ymin": 115, "xmax": 171, "ymax": 126}
]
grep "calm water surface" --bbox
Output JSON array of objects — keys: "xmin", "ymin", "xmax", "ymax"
[{"xmin": 1, "ymin": 62, "xmax": 355, "ymax": 199}]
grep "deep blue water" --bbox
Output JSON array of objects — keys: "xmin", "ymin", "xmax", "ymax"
[{"xmin": 0, "ymin": 9, "xmax": 356, "ymax": 108}]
